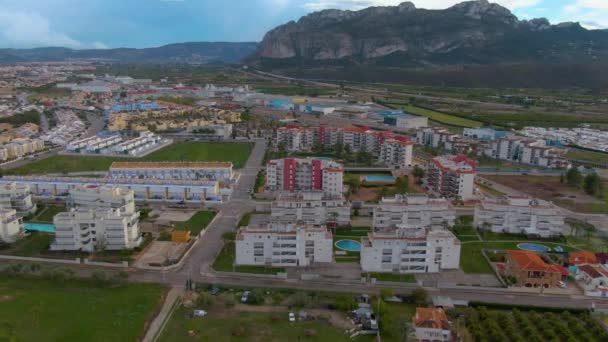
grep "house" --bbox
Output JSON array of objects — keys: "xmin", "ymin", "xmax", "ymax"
[
  {"xmin": 504, "ymin": 250, "xmax": 563, "ymax": 288},
  {"xmin": 412, "ymin": 307, "xmax": 452, "ymax": 342},
  {"xmin": 577, "ymin": 264, "xmax": 608, "ymax": 297},
  {"xmin": 569, "ymin": 251, "xmax": 598, "ymax": 266}
]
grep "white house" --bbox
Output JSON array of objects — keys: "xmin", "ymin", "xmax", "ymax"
[{"xmin": 235, "ymin": 223, "xmax": 333, "ymax": 267}]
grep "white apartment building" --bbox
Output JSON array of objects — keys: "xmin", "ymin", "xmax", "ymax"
[
  {"xmin": 0, "ymin": 182, "xmax": 37, "ymax": 215},
  {"xmin": 373, "ymin": 195, "xmax": 455, "ymax": 230},
  {"xmin": 270, "ymin": 192, "xmax": 351, "ymax": 226},
  {"xmin": 235, "ymin": 223, "xmax": 333, "ymax": 267},
  {"xmin": 482, "ymin": 136, "xmax": 569, "ymax": 169},
  {"xmin": 266, "ymin": 157, "xmax": 344, "ymax": 195},
  {"xmin": 378, "ymin": 138, "xmax": 413, "ymax": 169},
  {"xmin": 51, "ymin": 207, "xmax": 141, "ymax": 252},
  {"xmin": 109, "ymin": 161, "xmax": 234, "ymax": 182},
  {"xmin": 474, "ymin": 196, "xmax": 567, "ymax": 237},
  {"xmin": 0, "ymin": 208, "xmax": 22, "ymax": 243},
  {"xmin": 68, "ymin": 185, "xmax": 136, "ymax": 214},
  {"xmin": 360, "ymin": 226, "xmax": 461, "ymax": 273},
  {"xmin": 275, "ymin": 126, "xmax": 316, "ymax": 151},
  {"xmin": 415, "ymin": 128, "xmax": 457, "ymax": 149},
  {"xmin": 426, "ymin": 155, "xmax": 476, "ymax": 201}
]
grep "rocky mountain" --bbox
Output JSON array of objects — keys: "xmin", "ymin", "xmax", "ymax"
[
  {"xmin": 249, "ymin": 0, "xmax": 608, "ymax": 67},
  {"xmin": 0, "ymin": 42, "xmax": 257, "ymax": 64}
]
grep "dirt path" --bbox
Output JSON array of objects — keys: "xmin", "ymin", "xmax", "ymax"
[{"xmin": 142, "ymin": 287, "xmax": 184, "ymax": 342}]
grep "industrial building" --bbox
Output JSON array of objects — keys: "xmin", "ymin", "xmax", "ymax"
[{"xmin": 381, "ymin": 111, "xmax": 428, "ymax": 129}]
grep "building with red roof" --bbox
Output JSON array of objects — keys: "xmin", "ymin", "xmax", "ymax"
[
  {"xmin": 569, "ymin": 251, "xmax": 598, "ymax": 266},
  {"xmin": 505, "ymin": 250, "xmax": 563, "ymax": 288},
  {"xmin": 426, "ymin": 155, "xmax": 476, "ymax": 201}
]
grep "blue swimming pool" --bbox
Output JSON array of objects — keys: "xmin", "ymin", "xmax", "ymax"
[
  {"xmin": 363, "ymin": 175, "xmax": 396, "ymax": 182},
  {"xmin": 518, "ymin": 243, "xmax": 551, "ymax": 252},
  {"xmin": 24, "ymin": 223, "xmax": 56, "ymax": 233},
  {"xmin": 335, "ymin": 239, "xmax": 361, "ymax": 252}
]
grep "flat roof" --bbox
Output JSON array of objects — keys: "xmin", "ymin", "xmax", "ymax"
[{"xmin": 110, "ymin": 161, "xmax": 233, "ymax": 169}]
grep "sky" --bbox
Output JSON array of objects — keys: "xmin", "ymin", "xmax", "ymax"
[{"xmin": 0, "ymin": 0, "xmax": 606, "ymax": 49}]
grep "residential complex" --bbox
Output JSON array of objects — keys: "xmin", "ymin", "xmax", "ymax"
[
  {"xmin": 373, "ymin": 195, "xmax": 455, "ymax": 230},
  {"xmin": 504, "ymin": 250, "xmax": 563, "ymax": 288},
  {"xmin": 520, "ymin": 127, "xmax": 608, "ymax": 153},
  {"xmin": 0, "ymin": 209, "xmax": 22, "ymax": 243},
  {"xmin": 360, "ymin": 226, "xmax": 461, "ymax": 274},
  {"xmin": 270, "ymin": 192, "xmax": 351, "ymax": 226},
  {"xmin": 412, "ymin": 307, "xmax": 452, "ymax": 342},
  {"xmin": 426, "ymin": 155, "xmax": 476, "ymax": 200},
  {"xmin": 275, "ymin": 126, "xmax": 413, "ymax": 168},
  {"xmin": 474, "ymin": 196, "xmax": 567, "ymax": 237},
  {"xmin": 235, "ymin": 223, "xmax": 333, "ymax": 267},
  {"xmin": 66, "ymin": 131, "xmax": 166, "ymax": 156},
  {"xmin": 0, "ymin": 182, "xmax": 37, "ymax": 215},
  {"xmin": 266, "ymin": 157, "xmax": 344, "ymax": 195},
  {"xmin": 0, "ymin": 138, "xmax": 45, "ymax": 161},
  {"xmin": 51, "ymin": 186, "xmax": 141, "ymax": 252},
  {"xmin": 416, "ymin": 127, "xmax": 456, "ymax": 149},
  {"xmin": 109, "ymin": 161, "xmax": 234, "ymax": 182},
  {"xmin": 463, "ymin": 127, "xmax": 506, "ymax": 141}
]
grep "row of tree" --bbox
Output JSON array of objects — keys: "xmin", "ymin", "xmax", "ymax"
[{"xmin": 563, "ymin": 168, "xmax": 604, "ymax": 196}]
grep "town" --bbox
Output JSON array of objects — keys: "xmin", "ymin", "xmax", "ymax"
[{"xmin": 1, "ymin": 1, "xmax": 608, "ymax": 340}]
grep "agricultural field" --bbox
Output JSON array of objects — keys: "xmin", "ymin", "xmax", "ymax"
[
  {"xmin": 565, "ymin": 148, "xmax": 608, "ymax": 164},
  {"xmin": 0, "ymin": 276, "xmax": 164, "ymax": 342},
  {"xmin": 461, "ymin": 306, "xmax": 608, "ymax": 342},
  {"xmin": 7, "ymin": 142, "xmax": 253, "ymax": 175},
  {"xmin": 398, "ymin": 104, "xmax": 483, "ymax": 128},
  {"xmin": 175, "ymin": 210, "xmax": 216, "ymax": 235}
]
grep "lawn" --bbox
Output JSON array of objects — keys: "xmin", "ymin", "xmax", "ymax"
[
  {"xmin": 0, "ymin": 232, "xmax": 54, "ymax": 257},
  {"xmin": 7, "ymin": 142, "xmax": 254, "ymax": 175},
  {"xmin": 333, "ymin": 234, "xmax": 362, "ymax": 263},
  {"xmin": 0, "ymin": 276, "xmax": 164, "ymax": 342},
  {"xmin": 364, "ymin": 273, "xmax": 416, "ymax": 283},
  {"xmin": 399, "ymin": 104, "xmax": 483, "ymax": 128},
  {"xmin": 31, "ymin": 204, "xmax": 66, "ymax": 223},
  {"xmin": 212, "ymin": 241, "xmax": 285, "ymax": 274},
  {"xmin": 175, "ymin": 210, "xmax": 216, "ymax": 235},
  {"xmin": 565, "ymin": 148, "xmax": 608, "ymax": 163}
]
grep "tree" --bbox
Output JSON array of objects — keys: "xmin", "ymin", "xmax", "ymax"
[
  {"xmin": 335, "ymin": 295, "xmax": 357, "ymax": 311},
  {"xmin": 584, "ymin": 172, "xmax": 603, "ymax": 196},
  {"xmin": 380, "ymin": 288, "xmax": 393, "ymax": 300},
  {"xmin": 412, "ymin": 165, "xmax": 425, "ymax": 179},
  {"xmin": 411, "ymin": 288, "xmax": 428, "ymax": 306},
  {"xmin": 566, "ymin": 168, "xmax": 583, "ymax": 188}
]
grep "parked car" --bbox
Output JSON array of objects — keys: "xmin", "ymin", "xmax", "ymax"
[
  {"xmin": 193, "ymin": 310, "xmax": 207, "ymax": 317},
  {"xmin": 289, "ymin": 312, "xmax": 296, "ymax": 322},
  {"xmin": 241, "ymin": 291, "xmax": 251, "ymax": 303},
  {"xmin": 557, "ymin": 281, "xmax": 567, "ymax": 288},
  {"xmin": 209, "ymin": 287, "xmax": 221, "ymax": 296}
]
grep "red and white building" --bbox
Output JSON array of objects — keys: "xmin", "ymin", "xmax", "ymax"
[
  {"xmin": 275, "ymin": 126, "xmax": 413, "ymax": 168},
  {"xmin": 426, "ymin": 155, "xmax": 476, "ymax": 201},
  {"xmin": 266, "ymin": 157, "xmax": 344, "ymax": 195}
]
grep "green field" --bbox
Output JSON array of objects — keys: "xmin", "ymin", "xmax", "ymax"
[
  {"xmin": 7, "ymin": 142, "xmax": 253, "ymax": 175},
  {"xmin": 399, "ymin": 104, "xmax": 483, "ymax": 128},
  {"xmin": 175, "ymin": 210, "xmax": 216, "ymax": 235},
  {"xmin": 31, "ymin": 205, "xmax": 66, "ymax": 223},
  {"xmin": 0, "ymin": 276, "xmax": 164, "ymax": 342},
  {"xmin": 565, "ymin": 149, "xmax": 608, "ymax": 163},
  {"xmin": 0, "ymin": 232, "xmax": 54, "ymax": 257}
]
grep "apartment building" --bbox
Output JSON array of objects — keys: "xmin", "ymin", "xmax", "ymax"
[
  {"xmin": 0, "ymin": 208, "xmax": 22, "ymax": 243},
  {"xmin": 0, "ymin": 138, "xmax": 45, "ymax": 161},
  {"xmin": 413, "ymin": 308, "xmax": 452, "ymax": 342},
  {"xmin": 51, "ymin": 207, "xmax": 141, "ymax": 252},
  {"xmin": 270, "ymin": 192, "xmax": 351, "ymax": 226},
  {"xmin": 504, "ymin": 250, "xmax": 563, "ymax": 288},
  {"xmin": 482, "ymin": 137, "xmax": 569, "ymax": 169},
  {"xmin": 463, "ymin": 127, "xmax": 506, "ymax": 141},
  {"xmin": 0, "ymin": 182, "xmax": 37, "ymax": 215},
  {"xmin": 360, "ymin": 226, "xmax": 461, "ymax": 274},
  {"xmin": 378, "ymin": 138, "xmax": 414, "ymax": 169},
  {"xmin": 426, "ymin": 155, "xmax": 476, "ymax": 201},
  {"xmin": 274, "ymin": 126, "xmax": 413, "ymax": 168},
  {"xmin": 68, "ymin": 185, "xmax": 136, "ymax": 214},
  {"xmin": 109, "ymin": 161, "xmax": 234, "ymax": 182},
  {"xmin": 235, "ymin": 223, "xmax": 333, "ymax": 267},
  {"xmin": 373, "ymin": 195, "xmax": 455, "ymax": 230},
  {"xmin": 415, "ymin": 127, "xmax": 457, "ymax": 149},
  {"xmin": 474, "ymin": 196, "xmax": 567, "ymax": 237},
  {"xmin": 266, "ymin": 157, "xmax": 344, "ymax": 195}
]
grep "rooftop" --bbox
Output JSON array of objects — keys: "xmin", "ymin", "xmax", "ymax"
[
  {"xmin": 413, "ymin": 307, "xmax": 450, "ymax": 330},
  {"xmin": 507, "ymin": 250, "xmax": 562, "ymax": 273},
  {"xmin": 110, "ymin": 161, "xmax": 233, "ymax": 169}
]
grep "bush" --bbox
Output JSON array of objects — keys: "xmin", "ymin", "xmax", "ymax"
[
  {"xmin": 335, "ymin": 295, "xmax": 357, "ymax": 312},
  {"xmin": 91, "ymin": 270, "xmax": 107, "ymax": 283},
  {"xmin": 411, "ymin": 288, "xmax": 428, "ymax": 306},
  {"xmin": 196, "ymin": 292, "xmax": 214, "ymax": 307}
]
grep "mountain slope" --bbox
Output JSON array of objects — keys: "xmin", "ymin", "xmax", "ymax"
[
  {"xmin": 0, "ymin": 42, "xmax": 258, "ymax": 64},
  {"xmin": 249, "ymin": 0, "xmax": 608, "ymax": 67}
]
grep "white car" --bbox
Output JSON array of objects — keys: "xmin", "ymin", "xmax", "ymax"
[
  {"xmin": 289, "ymin": 312, "xmax": 296, "ymax": 322},
  {"xmin": 557, "ymin": 281, "xmax": 567, "ymax": 288}
]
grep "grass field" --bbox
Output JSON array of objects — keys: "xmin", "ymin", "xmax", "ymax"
[
  {"xmin": 31, "ymin": 205, "xmax": 66, "ymax": 223},
  {"xmin": 7, "ymin": 142, "xmax": 254, "ymax": 175},
  {"xmin": 175, "ymin": 210, "xmax": 216, "ymax": 235},
  {"xmin": 399, "ymin": 104, "xmax": 483, "ymax": 128},
  {"xmin": 565, "ymin": 149, "xmax": 608, "ymax": 163},
  {"xmin": 0, "ymin": 232, "xmax": 54, "ymax": 257},
  {"xmin": 0, "ymin": 277, "xmax": 164, "ymax": 342}
]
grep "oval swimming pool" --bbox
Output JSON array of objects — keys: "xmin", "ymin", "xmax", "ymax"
[
  {"xmin": 518, "ymin": 243, "xmax": 551, "ymax": 252},
  {"xmin": 335, "ymin": 239, "xmax": 361, "ymax": 252}
]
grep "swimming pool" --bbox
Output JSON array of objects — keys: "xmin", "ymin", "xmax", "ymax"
[
  {"xmin": 23, "ymin": 223, "xmax": 56, "ymax": 233},
  {"xmin": 335, "ymin": 239, "xmax": 361, "ymax": 252},
  {"xmin": 518, "ymin": 243, "xmax": 551, "ymax": 252},
  {"xmin": 362, "ymin": 175, "xmax": 396, "ymax": 182}
]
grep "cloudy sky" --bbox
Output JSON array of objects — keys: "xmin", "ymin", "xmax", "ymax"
[{"xmin": 0, "ymin": 0, "xmax": 605, "ymax": 49}]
